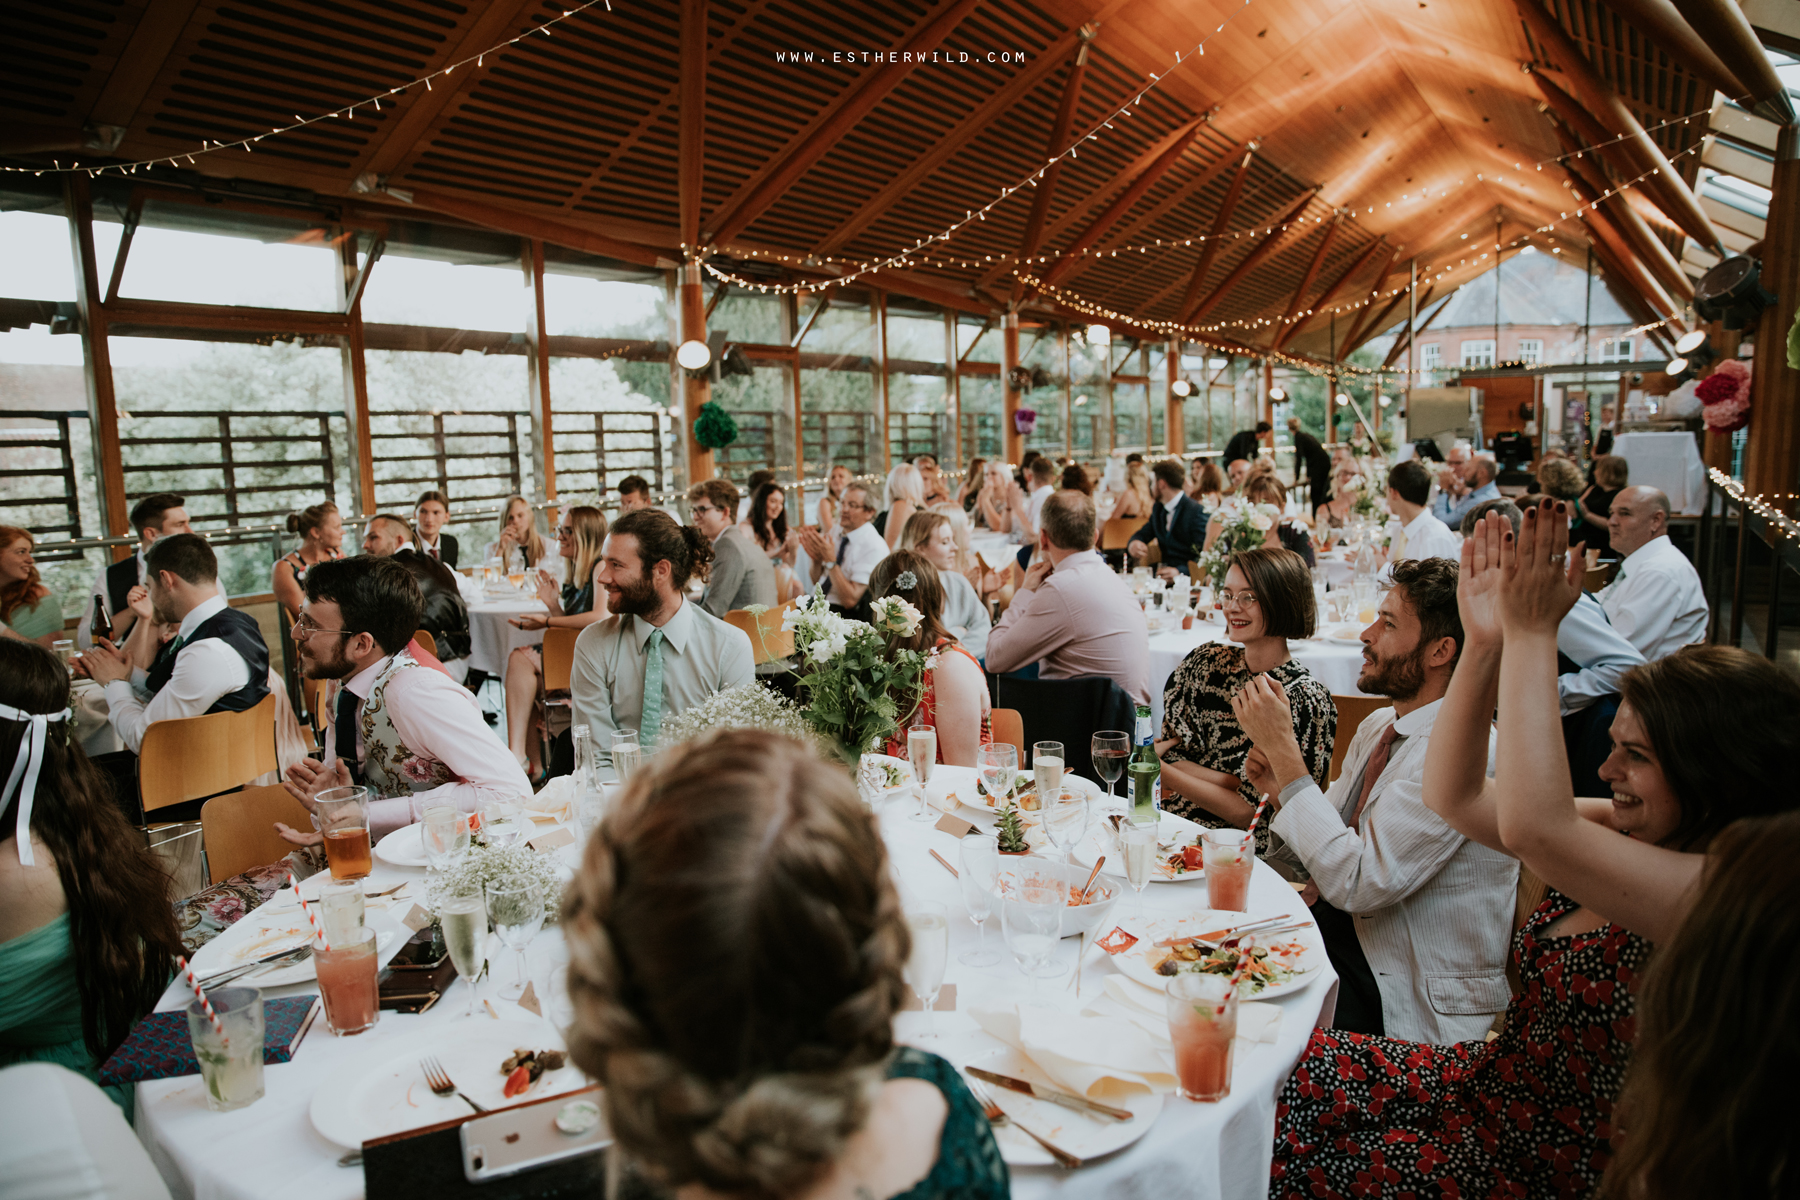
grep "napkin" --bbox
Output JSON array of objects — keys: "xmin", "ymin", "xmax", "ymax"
[
  {"xmin": 968, "ymin": 1004, "xmax": 1176, "ymax": 1099},
  {"xmin": 1081, "ymin": 975, "xmax": 1283, "ymax": 1050},
  {"xmin": 525, "ymin": 776, "xmax": 574, "ymax": 820}
]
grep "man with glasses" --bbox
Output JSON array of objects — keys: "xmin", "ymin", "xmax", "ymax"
[
  {"xmin": 278, "ymin": 555, "xmax": 528, "ymax": 844},
  {"xmin": 798, "ymin": 484, "xmax": 884, "ymax": 620},
  {"xmin": 687, "ymin": 479, "xmax": 775, "ymax": 618}
]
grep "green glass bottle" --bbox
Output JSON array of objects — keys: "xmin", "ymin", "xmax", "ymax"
[{"xmin": 1127, "ymin": 702, "xmax": 1160, "ymax": 823}]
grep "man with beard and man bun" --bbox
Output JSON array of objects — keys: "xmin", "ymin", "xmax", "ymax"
[
  {"xmin": 1231, "ymin": 558, "xmax": 1517, "ymax": 1042},
  {"xmin": 569, "ymin": 509, "xmax": 754, "ymax": 781}
]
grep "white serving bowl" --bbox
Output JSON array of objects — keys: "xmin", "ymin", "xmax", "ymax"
[{"xmin": 997, "ymin": 858, "xmax": 1123, "ymax": 939}]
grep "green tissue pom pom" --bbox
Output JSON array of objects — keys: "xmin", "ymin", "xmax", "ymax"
[{"xmin": 693, "ymin": 401, "xmax": 739, "ymax": 450}]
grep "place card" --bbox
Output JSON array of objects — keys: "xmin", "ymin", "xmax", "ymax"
[
  {"xmin": 517, "ymin": 981, "xmax": 541, "ymax": 1018},
  {"xmin": 933, "ymin": 813, "xmax": 976, "ymax": 837},
  {"xmin": 1096, "ymin": 927, "xmax": 1140, "ymax": 955},
  {"xmin": 397, "ymin": 901, "xmax": 433, "ymax": 933},
  {"xmin": 900, "ymin": 984, "xmax": 956, "ymax": 1012},
  {"xmin": 529, "ymin": 827, "xmax": 575, "ymax": 853}
]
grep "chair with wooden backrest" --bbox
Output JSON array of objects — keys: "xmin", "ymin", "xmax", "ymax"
[
  {"xmin": 411, "ymin": 628, "xmax": 437, "ymax": 659},
  {"xmin": 1099, "ymin": 516, "xmax": 1142, "ymax": 552},
  {"xmin": 200, "ymin": 784, "xmax": 313, "ymax": 885},
  {"xmin": 299, "ymin": 673, "xmax": 331, "ymax": 751},
  {"xmin": 989, "ymin": 708, "xmax": 1024, "ymax": 757},
  {"xmin": 138, "ymin": 694, "xmax": 279, "ymax": 821},
  {"xmin": 1582, "ymin": 563, "xmax": 1616, "ymax": 593},
  {"xmin": 536, "ymin": 626, "xmax": 581, "ymax": 766},
  {"xmin": 1327, "ymin": 694, "xmax": 1394, "ymax": 784},
  {"xmin": 724, "ymin": 599, "xmax": 798, "ymax": 666}
]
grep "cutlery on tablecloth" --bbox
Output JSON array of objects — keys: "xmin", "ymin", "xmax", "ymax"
[
  {"xmin": 929, "ymin": 849, "xmax": 959, "ymax": 878},
  {"xmin": 420, "ymin": 1056, "xmax": 487, "ymax": 1114},
  {"xmin": 196, "ymin": 944, "xmax": 313, "ymax": 988},
  {"xmin": 968, "ymin": 1079, "xmax": 1080, "ymax": 1168},
  {"xmin": 1198, "ymin": 920, "xmax": 1311, "ymax": 948},
  {"xmin": 965, "ymin": 1067, "xmax": 1134, "ymax": 1122}
]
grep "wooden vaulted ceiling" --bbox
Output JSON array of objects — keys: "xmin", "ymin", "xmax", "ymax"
[{"xmin": 0, "ymin": 0, "xmax": 1744, "ymax": 362}]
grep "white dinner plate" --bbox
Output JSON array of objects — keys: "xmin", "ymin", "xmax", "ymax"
[
  {"xmin": 1321, "ymin": 625, "xmax": 1367, "ymax": 644},
  {"xmin": 1106, "ymin": 910, "xmax": 1324, "ymax": 1001},
  {"xmin": 964, "ymin": 1048, "xmax": 1163, "ymax": 1167},
  {"xmin": 309, "ymin": 1019, "xmax": 588, "ymax": 1149},
  {"xmin": 374, "ymin": 823, "xmax": 431, "ymax": 868},
  {"xmin": 945, "ymin": 771, "xmax": 1102, "ymax": 824},
  {"xmin": 1073, "ymin": 811, "xmax": 1210, "ymax": 883},
  {"xmin": 186, "ymin": 909, "xmax": 396, "ymax": 987}
]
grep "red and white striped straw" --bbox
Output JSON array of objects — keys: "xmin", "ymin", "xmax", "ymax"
[
  {"xmin": 177, "ymin": 955, "xmax": 227, "ymax": 1045},
  {"xmin": 289, "ymin": 871, "xmax": 329, "ymax": 951},
  {"xmin": 1245, "ymin": 793, "xmax": 1273, "ymax": 840},
  {"xmin": 1218, "ymin": 938, "xmax": 1256, "ymax": 1016}
]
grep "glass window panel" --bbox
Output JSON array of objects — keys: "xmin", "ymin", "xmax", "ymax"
[
  {"xmin": 710, "ymin": 293, "xmax": 785, "ymax": 346},
  {"xmin": 712, "ymin": 362, "xmax": 795, "ymax": 479},
  {"xmin": 1112, "ymin": 381, "xmax": 1147, "ymax": 454},
  {"xmin": 956, "ymin": 315, "xmax": 1001, "ymax": 365},
  {"xmin": 958, "ymin": 374, "xmax": 1003, "ymax": 461},
  {"xmin": 801, "ymin": 366, "xmax": 876, "ymax": 477},
  {"xmin": 116, "ymin": 201, "xmax": 339, "ymax": 311},
  {"xmin": 360, "ymin": 254, "xmax": 527, "ymax": 330},
  {"xmin": 541, "ymin": 274, "xmax": 667, "ymax": 339},
  {"xmin": 887, "ymin": 370, "xmax": 952, "ymax": 469},
  {"xmin": 0, "ymin": 210, "xmax": 79, "ymax": 299},
  {"xmin": 364, "ymin": 350, "xmax": 532, "ymax": 521},
  {"xmin": 886, "ymin": 311, "xmax": 948, "ymax": 363},
  {"xmin": 800, "ymin": 292, "xmax": 876, "ymax": 357},
  {"xmin": 550, "ymin": 356, "xmax": 676, "ymax": 503}
]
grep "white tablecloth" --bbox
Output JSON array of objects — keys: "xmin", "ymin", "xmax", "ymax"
[
  {"xmin": 465, "ymin": 596, "xmax": 546, "ymax": 676},
  {"xmin": 136, "ymin": 772, "xmax": 1337, "ymax": 1200},
  {"xmin": 1148, "ymin": 621, "xmax": 1369, "ymax": 729},
  {"xmin": 1612, "ymin": 431, "xmax": 1706, "ymax": 515}
]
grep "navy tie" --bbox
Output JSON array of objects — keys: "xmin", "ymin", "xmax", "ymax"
[{"xmin": 335, "ymin": 688, "xmax": 364, "ymax": 783}]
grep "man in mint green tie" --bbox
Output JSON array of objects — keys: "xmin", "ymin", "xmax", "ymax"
[{"xmin": 569, "ymin": 509, "xmax": 756, "ymax": 780}]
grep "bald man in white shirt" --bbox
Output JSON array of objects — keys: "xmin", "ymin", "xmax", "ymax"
[{"xmin": 1597, "ymin": 486, "xmax": 1706, "ymax": 661}]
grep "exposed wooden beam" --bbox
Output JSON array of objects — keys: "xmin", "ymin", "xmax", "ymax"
[
  {"xmin": 392, "ymin": 187, "xmax": 668, "ymax": 267},
  {"xmin": 1551, "ymin": 123, "xmax": 1694, "ymax": 301},
  {"xmin": 64, "ymin": 176, "xmax": 127, "ymax": 546},
  {"xmin": 1056, "ymin": 135, "xmax": 1247, "ymax": 291},
  {"xmin": 791, "ymin": 294, "xmax": 830, "ymax": 349},
  {"xmin": 1602, "ymin": 0, "xmax": 1753, "ymax": 104},
  {"xmin": 1037, "ymin": 116, "xmax": 1211, "ymax": 291},
  {"xmin": 1666, "ymin": 0, "xmax": 1794, "ymax": 123},
  {"xmin": 337, "ymin": 236, "xmax": 375, "ymax": 516},
  {"xmin": 1304, "ymin": 243, "xmax": 1394, "ymax": 353},
  {"xmin": 344, "ymin": 238, "xmax": 384, "ymax": 314},
  {"xmin": 957, "ymin": 316, "xmax": 995, "ymax": 366},
  {"xmin": 1169, "ymin": 147, "xmax": 1257, "ymax": 319},
  {"xmin": 105, "ymin": 298, "xmax": 353, "ymax": 337},
  {"xmin": 679, "ymin": 0, "xmax": 706, "ymax": 250},
  {"xmin": 704, "ymin": 281, "xmax": 729, "ymax": 321},
  {"xmin": 1011, "ymin": 37, "xmax": 1094, "ymax": 302},
  {"xmin": 103, "ymin": 192, "xmax": 145, "ymax": 306},
  {"xmin": 810, "ymin": 20, "xmax": 1101, "ymax": 257},
  {"xmin": 1182, "ymin": 187, "xmax": 1320, "ymax": 326},
  {"xmin": 1383, "ymin": 293, "xmax": 1452, "ymax": 369},
  {"xmin": 1343, "ymin": 275, "xmax": 1414, "ymax": 358},
  {"xmin": 705, "ymin": 0, "xmax": 983, "ymax": 245},
  {"xmin": 524, "ymin": 239, "xmax": 555, "ymax": 502},
  {"xmin": 1268, "ymin": 213, "xmax": 1344, "ymax": 352},
  {"xmin": 90, "ymin": 0, "xmax": 202, "ymax": 129}
]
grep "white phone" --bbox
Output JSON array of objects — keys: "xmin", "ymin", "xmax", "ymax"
[{"xmin": 459, "ymin": 1086, "xmax": 609, "ymax": 1182}]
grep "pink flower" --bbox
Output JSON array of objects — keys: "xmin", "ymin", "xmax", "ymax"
[{"xmin": 400, "ymin": 755, "xmax": 445, "ymax": 785}]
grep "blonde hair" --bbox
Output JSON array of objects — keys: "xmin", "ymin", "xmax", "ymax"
[
  {"xmin": 565, "ymin": 506, "xmax": 608, "ymax": 588},
  {"xmin": 927, "ymin": 503, "xmax": 978, "ymax": 574},
  {"xmin": 884, "ymin": 462, "xmax": 925, "ymax": 510},
  {"xmin": 1123, "ymin": 460, "xmax": 1153, "ymax": 513},
  {"xmin": 563, "ymin": 731, "xmax": 907, "ymax": 1198},
  {"xmin": 496, "ymin": 495, "xmax": 546, "ymax": 563}
]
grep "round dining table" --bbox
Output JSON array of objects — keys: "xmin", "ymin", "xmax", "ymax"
[
  {"xmin": 463, "ymin": 591, "xmax": 547, "ymax": 677},
  {"xmin": 134, "ymin": 767, "xmax": 1337, "ymax": 1200}
]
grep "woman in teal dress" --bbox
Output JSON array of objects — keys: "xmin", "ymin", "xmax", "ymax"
[
  {"xmin": 0, "ymin": 527, "xmax": 65, "ymax": 648},
  {"xmin": 564, "ymin": 729, "xmax": 1008, "ymax": 1200},
  {"xmin": 0, "ymin": 640, "xmax": 183, "ymax": 1116}
]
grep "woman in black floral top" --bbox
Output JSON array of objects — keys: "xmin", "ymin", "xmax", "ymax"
[{"xmin": 1159, "ymin": 545, "xmax": 1335, "ymax": 851}]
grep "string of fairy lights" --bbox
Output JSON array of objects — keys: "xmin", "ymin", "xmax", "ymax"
[{"xmin": 1711, "ymin": 469, "xmax": 1800, "ymax": 543}]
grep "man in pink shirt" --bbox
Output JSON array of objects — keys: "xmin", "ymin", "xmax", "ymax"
[{"xmin": 985, "ymin": 491, "xmax": 1151, "ymax": 703}]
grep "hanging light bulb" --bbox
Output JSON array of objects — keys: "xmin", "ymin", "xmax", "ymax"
[
  {"xmin": 676, "ymin": 340, "xmax": 712, "ymax": 372},
  {"xmin": 1085, "ymin": 323, "xmax": 1111, "ymax": 346},
  {"xmin": 1335, "ymin": 392, "xmax": 1351, "ymax": 406},
  {"xmin": 1171, "ymin": 379, "xmax": 1193, "ymax": 397},
  {"xmin": 1269, "ymin": 386, "xmax": 1286, "ymax": 401}
]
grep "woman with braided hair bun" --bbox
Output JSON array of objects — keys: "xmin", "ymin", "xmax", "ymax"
[{"xmin": 563, "ymin": 730, "xmax": 1007, "ymax": 1200}]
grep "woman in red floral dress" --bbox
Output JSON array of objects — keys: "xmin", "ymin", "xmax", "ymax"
[{"xmin": 1270, "ymin": 503, "xmax": 1800, "ymax": 1198}]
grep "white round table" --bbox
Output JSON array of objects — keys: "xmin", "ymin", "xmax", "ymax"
[
  {"xmin": 1147, "ymin": 619, "xmax": 1369, "ymax": 730},
  {"xmin": 464, "ymin": 594, "xmax": 547, "ymax": 676},
  {"xmin": 134, "ymin": 772, "xmax": 1337, "ymax": 1200}
]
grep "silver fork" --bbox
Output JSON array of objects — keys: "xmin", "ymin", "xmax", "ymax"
[
  {"xmin": 420, "ymin": 1056, "xmax": 487, "ymax": 1114},
  {"xmin": 968, "ymin": 1079, "xmax": 1080, "ymax": 1169},
  {"xmin": 197, "ymin": 945, "xmax": 313, "ymax": 989}
]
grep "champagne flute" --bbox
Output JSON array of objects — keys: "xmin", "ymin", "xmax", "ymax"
[
  {"xmin": 907, "ymin": 721, "xmax": 937, "ymax": 822},
  {"xmin": 1032, "ymin": 741, "xmax": 1064, "ymax": 802},
  {"xmin": 958, "ymin": 836, "xmax": 1002, "ymax": 967},
  {"xmin": 1121, "ymin": 818, "xmax": 1159, "ymax": 918},
  {"xmin": 612, "ymin": 728, "xmax": 642, "ymax": 782},
  {"xmin": 486, "ymin": 879, "xmax": 545, "ymax": 1001},
  {"xmin": 439, "ymin": 886, "xmax": 487, "ymax": 1017},
  {"xmin": 1041, "ymin": 787, "xmax": 1090, "ymax": 864},
  {"xmin": 1090, "ymin": 731, "xmax": 1128, "ymax": 805},
  {"xmin": 903, "ymin": 901, "xmax": 949, "ymax": 1036},
  {"xmin": 422, "ymin": 805, "xmax": 469, "ymax": 873},
  {"xmin": 978, "ymin": 743, "xmax": 1017, "ymax": 807},
  {"xmin": 1000, "ymin": 875, "xmax": 1064, "ymax": 992}
]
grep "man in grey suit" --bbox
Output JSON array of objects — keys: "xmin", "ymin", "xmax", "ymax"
[
  {"xmin": 1234, "ymin": 556, "xmax": 1517, "ymax": 1044},
  {"xmin": 687, "ymin": 478, "xmax": 776, "ymax": 618}
]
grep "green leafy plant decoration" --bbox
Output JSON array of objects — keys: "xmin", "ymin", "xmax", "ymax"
[
  {"xmin": 693, "ymin": 401, "xmax": 739, "ymax": 451},
  {"xmin": 996, "ymin": 804, "xmax": 1030, "ymax": 854}
]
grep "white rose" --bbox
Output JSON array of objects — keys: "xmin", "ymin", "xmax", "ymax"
[{"xmin": 1249, "ymin": 514, "xmax": 1272, "ymax": 531}]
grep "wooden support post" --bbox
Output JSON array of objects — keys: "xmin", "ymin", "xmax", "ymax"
[
  {"xmin": 1166, "ymin": 338, "xmax": 1184, "ymax": 457},
  {"xmin": 524, "ymin": 239, "xmax": 556, "ymax": 506},
  {"xmin": 681, "ymin": 263, "xmax": 714, "ymax": 483},
  {"xmin": 1743, "ymin": 123, "xmax": 1799, "ymax": 499},
  {"xmin": 63, "ymin": 176, "xmax": 127, "ymax": 549},
  {"xmin": 1061, "ymin": 324, "xmax": 1073, "ymax": 463},
  {"xmin": 946, "ymin": 311, "xmax": 962, "ymax": 470},
  {"xmin": 874, "ymin": 291, "xmax": 890, "ymax": 477},
  {"xmin": 1002, "ymin": 311, "xmax": 1022, "ymax": 466},
  {"xmin": 336, "ymin": 233, "xmax": 375, "ymax": 515}
]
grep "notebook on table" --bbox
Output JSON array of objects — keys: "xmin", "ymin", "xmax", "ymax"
[{"xmin": 96, "ymin": 995, "xmax": 321, "ymax": 1086}]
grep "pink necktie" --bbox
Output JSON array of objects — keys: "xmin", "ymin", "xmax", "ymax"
[{"xmin": 1350, "ymin": 723, "xmax": 1400, "ymax": 828}]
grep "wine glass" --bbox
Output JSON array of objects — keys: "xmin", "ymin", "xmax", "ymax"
[
  {"xmin": 1041, "ymin": 788, "xmax": 1090, "ymax": 864},
  {"xmin": 422, "ymin": 805, "xmax": 469, "ymax": 873},
  {"xmin": 903, "ymin": 901, "xmax": 949, "ymax": 1036},
  {"xmin": 487, "ymin": 879, "xmax": 545, "ymax": 1001},
  {"xmin": 1120, "ymin": 818, "xmax": 1159, "ymax": 918},
  {"xmin": 1000, "ymin": 874, "xmax": 1064, "ymax": 990},
  {"xmin": 907, "ymin": 721, "xmax": 937, "ymax": 822},
  {"xmin": 439, "ymin": 885, "xmax": 487, "ymax": 1017},
  {"xmin": 1090, "ymin": 731, "xmax": 1128, "ymax": 804},
  {"xmin": 481, "ymin": 798, "xmax": 524, "ymax": 850},
  {"xmin": 957, "ymin": 835, "xmax": 1002, "ymax": 967},
  {"xmin": 978, "ymin": 742, "xmax": 1017, "ymax": 807},
  {"xmin": 612, "ymin": 728, "xmax": 642, "ymax": 782}
]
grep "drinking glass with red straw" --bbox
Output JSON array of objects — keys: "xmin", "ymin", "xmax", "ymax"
[
  {"xmin": 1245, "ymin": 793, "xmax": 1272, "ymax": 840},
  {"xmin": 1219, "ymin": 938, "xmax": 1256, "ymax": 1016},
  {"xmin": 177, "ymin": 955, "xmax": 227, "ymax": 1046},
  {"xmin": 290, "ymin": 871, "xmax": 330, "ymax": 951}
]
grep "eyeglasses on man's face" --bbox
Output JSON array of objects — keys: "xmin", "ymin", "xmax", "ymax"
[
  {"xmin": 690, "ymin": 503, "xmax": 723, "ymax": 517},
  {"xmin": 292, "ymin": 615, "xmax": 352, "ymax": 639}
]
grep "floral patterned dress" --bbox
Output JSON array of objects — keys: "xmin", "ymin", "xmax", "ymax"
[
  {"xmin": 884, "ymin": 638, "xmax": 991, "ymax": 762},
  {"xmin": 1158, "ymin": 644, "xmax": 1335, "ymax": 853},
  {"xmin": 1270, "ymin": 888, "xmax": 1652, "ymax": 1199}
]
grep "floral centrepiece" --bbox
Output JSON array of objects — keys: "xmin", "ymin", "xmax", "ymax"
[
  {"xmin": 655, "ymin": 683, "xmax": 824, "ymax": 752},
  {"xmin": 1696, "ymin": 359, "xmax": 1751, "ymax": 433},
  {"xmin": 1193, "ymin": 499, "xmax": 1284, "ymax": 589},
  {"xmin": 426, "ymin": 844, "xmax": 562, "ymax": 924},
  {"xmin": 782, "ymin": 593, "xmax": 929, "ymax": 763}
]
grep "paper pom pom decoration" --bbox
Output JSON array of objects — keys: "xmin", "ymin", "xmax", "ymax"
[
  {"xmin": 1664, "ymin": 380, "xmax": 1703, "ymax": 420},
  {"xmin": 1013, "ymin": 407, "xmax": 1038, "ymax": 435},
  {"xmin": 1695, "ymin": 359, "xmax": 1752, "ymax": 434},
  {"xmin": 693, "ymin": 401, "xmax": 740, "ymax": 450}
]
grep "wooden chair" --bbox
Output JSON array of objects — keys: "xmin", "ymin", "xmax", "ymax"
[
  {"xmin": 139, "ymin": 694, "xmax": 279, "ymax": 819},
  {"xmin": 1099, "ymin": 516, "xmax": 1142, "ymax": 552},
  {"xmin": 989, "ymin": 707, "xmax": 1024, "ymax": 757},
  {"xmin": 300, "ymin": 673, "xmax": 331, "ymax": 751},
  {"xmin": 411, "ymin": 628, "xmax": 437, "ymax": 659},
  {"xmin": 1327, "ymin": 694, "xmax": 1394, "ymax": 784},
  {"xmin": 1582, "ymin": 563, "xmax": 1617, "ymax": 593},
  {"xmin": 724, "ymin": 600, "xmax": 798, "ymax": 665},
  {"xmin": 200, "ymin": 784, "xmax": 312, "ymax": 885},
  {"xmin": 536, "ymin": 626, "xmax": 581, "ymax": 767}
]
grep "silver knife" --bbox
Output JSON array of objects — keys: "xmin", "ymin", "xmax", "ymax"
[{"xmin": 965, "ymin": 1067, "xmax": 1134, "ymax": 1122}]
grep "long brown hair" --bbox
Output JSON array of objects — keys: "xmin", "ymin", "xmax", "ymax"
[
  {"xmin": 1616, "ymin": 646, "xmax": 1800, "ymax": 851},
  {"xmin": 1600, "ymin": 810, "xmax": 1800, "ymax": 1200},
  {"xmin": 867, "ymin": 550, "xmax": 951, "ymax": 655},
  {"xmin": 562, "ymin": 730, "xmax": 908, "ymax": 1199},
  {"xmin": 0, "ymin": 526, "xmax": 44, "ymax": 624},
  {"xmin": 0, "ymin": 640, "xmax": 182, "ymax": 1059}
]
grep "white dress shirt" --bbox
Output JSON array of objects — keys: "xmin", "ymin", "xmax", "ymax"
[
  {"xmin": 77, "ymin": 549, "xmax": 144, "ymax": 650},
  {"xmin": 324, "ymin": 652, "xmax": 532, "ymax": 840},
  {"xmin": 103, "ymin": 593, "xmax": 252, "ymax": 755},
  {"xmin": 1597, "ymin": 534, "xmax": 1707, "ymax": 661},
  {"xmin": 1392, "ymin": 508, "xmax": 1460, "ymax": 564},
  {"xmin": 568, "ymin": 599, "xmax": 755, "ymax": 780},
  {"xmin": 1557, "ymin": 592, "xmax": 1646, "ymax": 714},
  {"xmin": 823, "ymin": 521, "xmax": 888, "ymax": 605},
  {"xmin": 1269, "ymin": 698, "xmax": 1518, "ymax": 1044}
]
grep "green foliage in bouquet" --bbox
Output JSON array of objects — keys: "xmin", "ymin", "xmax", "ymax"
[{"xmin": 783, "ymin": 594, "xmax": 930, "ymax": 765}]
